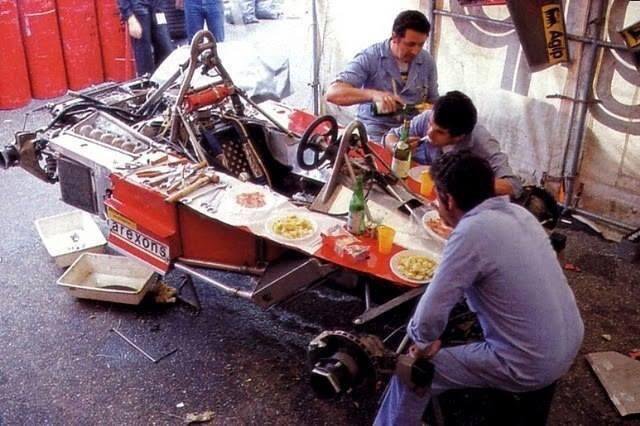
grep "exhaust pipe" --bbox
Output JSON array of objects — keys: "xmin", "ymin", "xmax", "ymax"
[{"xmin": 0, "ymin": 134, "xmax": 54, "ymax": 183}]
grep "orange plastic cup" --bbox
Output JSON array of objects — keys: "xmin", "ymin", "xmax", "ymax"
[
  {"xmin": 420, "ymin": 170, "xmax": 435, "ymax": 199},
  {"xmin": 377, "ymin": 225, "xmax": 396, "ymax": 254}
]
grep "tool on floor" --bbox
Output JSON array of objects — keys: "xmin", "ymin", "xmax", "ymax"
[{"xmin": 111, "ymin": 327, "xmax": 178, "ymax": 363}]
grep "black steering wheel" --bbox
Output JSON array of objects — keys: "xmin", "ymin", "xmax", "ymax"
[{"xmin": 296, "ymin": 115, "xmax": 339, "ymax": 170}]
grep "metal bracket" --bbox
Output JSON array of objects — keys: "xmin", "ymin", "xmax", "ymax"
[
  {"xmin": 174, "ymin": 262, "xmax": 253, "ymax": 299},
  {"xmin": 252, "ymin": 256, "xmax": 337, "ymax": 308},
  {"xmin": 353, "ymin": 286, "xmax": 426, "ymax": 325},
  {"xmin": 176, "ymin": 273, "xmax": 202, "ymax": 314},
  {"xmin": 545, "ymin": 94, "xmax": 601, "ymax": 104}
]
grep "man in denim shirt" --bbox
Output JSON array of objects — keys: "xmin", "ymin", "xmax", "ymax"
[
  {"xmin": 325, "ymin": 10, "xmax": 439, "ymax": 142},
  {"xmin": 118, "ymin": 0, "xmax": 175, "ymax": 76},
  {"xmin": 374, "ymin": 152, "xmax": 584, "ymax": 425},
  {"xmin": 384, "ymin": 91, "xmax": 522, "ymax": 197}
]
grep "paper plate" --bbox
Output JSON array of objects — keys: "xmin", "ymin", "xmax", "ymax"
[
  {"xmin": 390, "ymin": 249, "xmax": 439, "ymax": 284},
  {"xmin": 408, "ymin": 165, "xmax": 430, "ymax": 183},
  {"xmin": 422, "ymin": 210, "xmax": 452, "ymax": 244},
  {"xmin": 265, "ymin": 212, "xmax": 318, "ymax": 242}
]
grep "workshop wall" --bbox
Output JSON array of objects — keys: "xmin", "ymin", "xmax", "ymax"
[{"xmin": 317, "ymin": 0, "xmax": 640, "ymax": 228}]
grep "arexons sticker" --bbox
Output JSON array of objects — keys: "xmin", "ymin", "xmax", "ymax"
[{"xmin": 109, "ymin": 220, "xmax": 169, "ymax": 260}]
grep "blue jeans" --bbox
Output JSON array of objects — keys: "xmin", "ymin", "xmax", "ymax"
[
  {"xmin": 131, "ymin": 11, "xmax": 175, "ymax": 76},
  {"xmin": 374, "ymin": 342, "xmax": 558, "ymax": 425},
  {"xmin": 185, "ymin": 0, "xmax": 225, "ymax": 43}
]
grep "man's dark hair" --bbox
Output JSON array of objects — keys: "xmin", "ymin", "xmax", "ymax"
[
  {"xmin": 432, "ymin": 91, "xmax": 477, "ymax": 137},
  {"xmin": 392, "ymin": 10, "xmax": 431, "ymax": 37},
  {"xmin": 430, "ymin": 151, "xmax": 495, "ymax": 212}
]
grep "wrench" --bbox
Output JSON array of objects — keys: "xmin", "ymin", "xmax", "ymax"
[
  {"xmin": 181, "ymin": 183, "xmax": 228, "ymax": 204},
  {"xmin": 200, "ymin": 187, "xmax": 228, "ymax": 213}
]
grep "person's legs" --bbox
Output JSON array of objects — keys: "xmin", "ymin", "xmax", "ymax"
[
  {"xmin": 431, "ymin": 342, "xmax": 533, "ymax": 394},
  {"xmin": 375, "ymin": 375, "xmax": 432, "ymax": 426},
  {"xmin": 203, "ymin": 0, "xmax": 225, "ymax": 42},
  {"xmin": 150, "ymin": 12, "xmax": 175, "ymax": 69},
  {"xmin": 374, "ymin": 342, "xmax": 529, "ymax": 426},
  {"xmin": 131, "ymin": 13, "xmax": 155, "ymax": 76},
  {"xmin": 184, "ymin": 0, "xmax": 205, "ymax": 41}
]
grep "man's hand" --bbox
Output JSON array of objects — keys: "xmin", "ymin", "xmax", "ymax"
[
  {"xmin": 127, "ymin": 15, "xmax": 143, "ymax": 39},
  {"xmin": 406, "ymin": 136, "xmax": 422, "ymax": 150},
  {"xmin": 409, "ymin": 340, "xmax": 442, "ymax": 359},
  {"xmin": 383, "ymin": 134, "xmax": 421, "ymax": 153},
  {"xmin": 383, "ymin": 132, "xmax": 399, "ymax": 153},
  {"xmin": 175, "ymin": 0, "xmax": 184, "ymax": 9},
  {"xmin": 370, "ymin": 90, "xmax": 403, "ymax": 114}
]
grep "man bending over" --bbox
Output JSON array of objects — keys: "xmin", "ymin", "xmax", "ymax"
[{"xmin": 374, "ymin": 151, "xmax": 583, "ymax": 425}]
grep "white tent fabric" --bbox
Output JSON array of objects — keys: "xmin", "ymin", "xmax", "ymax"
[
  {"xmin": 316, "ymin": 0, "xmax": 640, "ymax": 227},
  {"xmin": 580, "ymin": 3, "xmax": 640, "ymax": 225}
]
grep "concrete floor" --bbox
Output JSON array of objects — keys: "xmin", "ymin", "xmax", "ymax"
[
  {"xmin": 1, "ymin": 13, "xmax": 378, "ymax": 426},
  {"xmin": 0, "ymin": 132, "xmax": 377, "ymax": 426}
]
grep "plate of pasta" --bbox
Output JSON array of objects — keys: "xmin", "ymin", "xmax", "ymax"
[
  {"xmin": 265, "ymin": 212, "xmax": 318, "ymax": 242},
  {"xmin": 390, "ymin": 249, "xmax": 439, "ymax": 284}
]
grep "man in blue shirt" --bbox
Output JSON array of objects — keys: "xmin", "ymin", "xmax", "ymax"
[
  {"xmin": 384, "ymin": 90, "xmax": 522, "ymax": 197},
  {"xmin": 374, "ymin": 151, "xmax": 584, "ymax": 426},
  {"xmin": 325, "ymin": 10, "xmax": 439, "ymax": 142},
  {"xmin": 118, "ymin": 0, "xmax": 175, "ymax": 76}
]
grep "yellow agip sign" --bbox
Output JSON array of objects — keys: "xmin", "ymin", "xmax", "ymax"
[{"xmin": 542, "ymin": 4, "xmax": 569, "ymax": 65}]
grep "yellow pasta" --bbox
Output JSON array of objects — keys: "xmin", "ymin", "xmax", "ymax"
[
  {"xmin": 397, "ymin": 255, "xmax": 437, "ymax": 281},
  {"xmin": 271, "ymin": 215, "xmax": 314, "ymax": 240}
]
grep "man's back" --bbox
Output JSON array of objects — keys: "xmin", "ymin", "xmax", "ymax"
[
  {"xmin": 453, "ymin": 197, "xmax": 584, "ymax": 384},
  {"xmin": 377, "ymin": 153, "xmax": 583, "ymax": 426}
]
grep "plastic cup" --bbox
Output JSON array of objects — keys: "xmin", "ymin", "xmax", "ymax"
[
  {"xmin": 420, "ymin": 170, "xmax": 434, "ymax": 198},
  {"xmin": 377, "ymin": 225, "xmax": 396, "ymax": 254}
]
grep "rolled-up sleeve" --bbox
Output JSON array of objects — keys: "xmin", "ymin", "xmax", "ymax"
[
  {"xmin": 476, "ymin": 135, "xmax": 523, "ymax": 197},
  {"xmin": 407, "ymin": 230, "xmax": 481, "ymax": 349},
  {"xmin": 487, "ymin": 139, "xmax": 522, "ymax": 198},
  {"xmin": 334, "ymin": 51, "xmax": 372, "ymax": 89}
]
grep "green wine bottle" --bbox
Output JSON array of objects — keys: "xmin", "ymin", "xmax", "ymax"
[
  {"xmin": 391, "ymin": 118, "xmax": 411, "ymax": 178},
  {"xmin": 347, "ymin": 177, "xmax": 366, "ymax": 235}
]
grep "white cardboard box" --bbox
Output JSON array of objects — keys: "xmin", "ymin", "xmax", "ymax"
[
  {"xmin": 57, "ymin": 253, "xmax": 157, "ymax": 305},
  {"xmin": 35, "ymin": 210, "xmax": 107, "ymax": 267}
]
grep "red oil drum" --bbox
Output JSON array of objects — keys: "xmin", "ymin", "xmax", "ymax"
[
  {"xmin": 95, "ymin": 0, "xmax": 135, "ymax": 81},
  {"xmin": 0, "ymin": 0, "xmax": 31, "ymax": 109},
  {"xmin": 56, "ymin": 0, "xmax": 104, "ymax": 90},
  {"xmin": 18, "ymin": 0, "xmax": 67, "ymax": 99}
]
